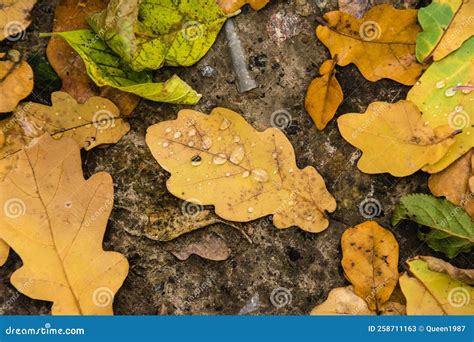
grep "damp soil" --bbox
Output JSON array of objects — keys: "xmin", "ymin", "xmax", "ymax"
[{"xmin": 0, "ymin": 0, "xmax": 472, "ymax": 315}]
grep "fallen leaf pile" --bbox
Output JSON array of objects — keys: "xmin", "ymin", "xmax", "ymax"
[
  {"xmin": 312, "ymin": 221, "xmax": 404, "ymax": 315},
  {"xmin": 46, "ymin": 0, "xmax": 140, "ymax": 115},
  {"xmin": 146, "ymin": 107, "xmax": 337, "ymax": 233},
  {"xmin": 400, "ymin": 256, "xmax": 474, "ymax": 314},
  {"xmin": 0, "ymin": 135, "xmax": 129, "ymax": 314},
  {"xmin": 312, "ymin": 221, "xmax": 473, "ymax": 315}
]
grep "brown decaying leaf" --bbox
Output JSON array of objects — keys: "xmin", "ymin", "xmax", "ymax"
[
  {"xmin": 305, "ymin": 58, "xmax": 343, "ymax": 130},
  {"xmin": 144, "ymin": 206, "xmax": 223, "ymax": 242},
  {"xmin": 341, "ymin": 221, "xmax": 399, "ymax": 311},
  {"xmin": 146, "ymin": 107, "xmax": 336, "ymax": 233},
  {"xmin": 167, "ymin": 232, "xmax": 230, "ymax": 261},
  {"xmin": 46, "ymin": 0, "xmax": 139, "ymax": 115},
  {"xmin": 0, "ymin": 134, "xmax": 129, "ymax": 314},
  {"xmin": 0, "ymin": 51, "xmax": 33, "ymax": 113},
  {"xmin": 316, "ymin": 4, "xmax": 423, "ymax": 85},
  {"xmin": 429, "ymin": 149, "xmax": 474, "ymax": 217},
  {"xmin": 419, "ymin": 255, "xmax": 474, "ymax": 285},
  {"xmin": 0, "ymin": 0, "xmax": 38, "ymax": 41},
  {"xmin": 217, "ymin": 0, "xmax": 270, "ymax": 14}
]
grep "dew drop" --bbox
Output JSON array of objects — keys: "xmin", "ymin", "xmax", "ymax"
[
  {"xmin": 173, "ymin": 130, "xmax": 182, "ymax": 139},
  {"xmin": 242, "ymin": 171, "xmax": 250, "ymax": 178},
  {"xmin": 162, "ymin": 142, "xmax": 169, "ymax": 148},
  {"xmin": 202, "ymin": 136, "xmax": 212, "ymax": 149},
  {"xmin": 252, "ymin": 168, "xmax": 269, "ymax": 182},
  {"xmin": 191, "ymin": 155, "xmax": 202, "ymax": 166},
  {"xmin": 248, "ymin": 207, "xmax": 254, "ymax": 213},
  {"xmin": 165, "ymin": 128, "xmax": 172, "ymax": 133},
  {"xmin": 435, "ymin": 80, "xmax": 445, "ymax": 89},
  {"xmin": 219, "ymin": 118, "xmax": 231, "ymax": 130},
  {"xmin": 455, "ymin": 106, "xmax": 463, "ymax": 112},
  {"xmin": 230, "ymin": 145, "xmax": 244, "ymax": 164},
  {"xmin": 188, "ymin": 141, "xmax": 195, "ymax": 147},
  {"xmin": 188, "ymin": 128, "xmax": 196, "ymax": 136},
  {"xmin": 233, "ymin": 135, "xmax": 241, "ymax": 143},
  {"xmin": 272, "ymin": 152, "xmax": 278, "ymax": 159},
  {"xmin": 64, "ymin": 201, "xmax": 72, "ymax": 209},
  {"xmin": 288, "ymin": 168, "xmax": 294, "ymax": 173},
  {"xmin": 213, "ymin": 153, "xmax": 227, "ymax": 165},
  {"xmin": 225, "ymin": 172, "xmax": 231, "ymax": 177},
  {"xmin": 445, "ymin": 88, "xmax": 456, "ymax": 97}
]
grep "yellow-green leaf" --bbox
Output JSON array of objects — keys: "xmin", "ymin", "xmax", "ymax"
[
  {"xmin": 416, "ymin": 0, "xmax": 474, "ymax": 62},
  {"xmin": 408, "ymin": 37, "xmax": 473, "ymax": 173},
  {"xmin": 49, "ymin": 30, "xmax": 201, "ymax": 104},
  {"xmin": 400, "ymin": 256, "xmax": 474, "ymax": 315},
  {"xmin": 87, "ymin": 0, "xmax": 228, "ymax": 71}
]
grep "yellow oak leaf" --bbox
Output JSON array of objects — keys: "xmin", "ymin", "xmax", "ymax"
[
  {"xmin": 0, "ymin": 91, "xmax": 130, "ymax": 266},
  {"xmin": 305, "ymin": 59, "xmax": 343, "ymax": 130},
  {"xmin": 341, "ymin": 221, "xmax": 399, "ymax": 311},
  {"xmin": 0, "ymin": 91, "xmax": 130, "ymax": 178},
  {"xmin": 0, "ymin": 51, "xmax": 33, "ymax": 113},
  {"xmin": 146, "ymin": 107, "xmax": 336, "ymax": 233},
  {"xmin": 429, "ymin": 149, "xmax": 474, "ymax": 217},
  {"xmin": 0, "ymin": 0, "xmax": 37, "ymax": 41},
  {"xmin": 400, "ymin": 256, "xmax": 474, "ymax": 315},
  {"xmin": 316, "ymin": 4, "xmax": 423, "ymax": 85},
  {"xmin": 0, "ymin": 134, "xmax": 129, "ymax": 314},
  {"xmin": 217, "ymin": 0, "xmax": 270, "ymax": 14},
  {"xmin": 337, "ymin": 100, "xmax": 456, "ymax": 177}
]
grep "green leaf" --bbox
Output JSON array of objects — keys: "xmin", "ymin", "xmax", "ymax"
[
  {"xmin": 392, "ymin": 194, "xmax": 474, "ymax": 258},
  {"xmin": 407, "ymin": 37, "xmax": 474, "ymax": 173},
  {"xmin": 27, "ymin": 54, "xmax": 62, "ymax": 93},
  {"xmin": 48, "ymin": 30, "xmax": 201, "ymax": 105},
  {"xmin": 416, "ymin": 0, "xmax": 473, "ymax": 62},
  {"xmin": 87, "ymin": 0, "xmax": 228, "ymax": 72}
]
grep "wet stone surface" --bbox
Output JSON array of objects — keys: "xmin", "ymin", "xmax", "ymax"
[{"xmin": 0, "ymin": 0, "xmax": 472, "ymax": 315}]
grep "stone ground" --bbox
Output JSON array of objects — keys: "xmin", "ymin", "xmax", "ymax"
[{"xmin": 0, "ymin": 0, "xmax": 472, "ymax": 315}]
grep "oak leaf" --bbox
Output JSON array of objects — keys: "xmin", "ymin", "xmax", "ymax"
[
  {"xmin": 0, "ymin": 134, "xmax": 129, "ymax": 314},
  {"xmin": 0, "ymin": 92, "xmax": 130, "ymax": 266},
  {"xmin": 341, "ymin": 221, "xmax": 399, "ymax": 311},
  {"xmin": 408, "ymin": 37, "xmax": 473, "ymax": 173},
  {"xmin": 316, "ymin": 4, "xmax": 423, "ymax": 85},
  {"xmin": 416, "ymin": 0, "xmax": 474, "ymax": 62},
  {"xmin": 400, "ymin": 256, "xmax": 474, "ymax": 315},
  {"xmin": 146, "ymin": 107, "xmax": 336, "ymax": 233},
  {"xmin": 217, "ymin": 0, "xmax": 270, "ymax": 14},
  {"xmin": 0, "ymin": 0, "xmax": 37, "ymax": 41},
  {"xmin": 0, "ymin": 51, "xmax": 33, "ymax": 113},
  {"xmin": 0, "ymin": 91, "xmax": 130, "ymax": 178},
  {"xmin": 46, "ymin": 0, "xmax": 140, "ymax": 115},
  {"xmin": 337, "ymin": 100, "xmax": 456, "ymax": 177},
  {"xmin": 429, "ymin": 149, "xmax": 474, "ymax": 217},
  {"xmin": 305, "ymin": 59, "xmax": 343, "ymax": 130}
]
